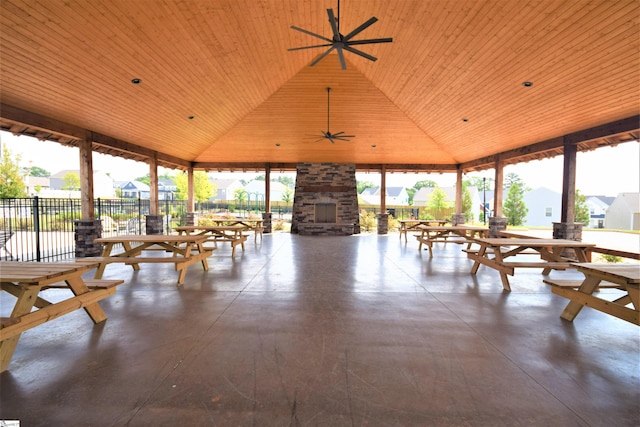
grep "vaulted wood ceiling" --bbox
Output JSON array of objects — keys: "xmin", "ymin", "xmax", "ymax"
[{"xmin": 1, "ymin": 0, "xmax": 638, "ymax": 172}]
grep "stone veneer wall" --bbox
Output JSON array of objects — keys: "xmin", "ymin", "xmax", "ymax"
[{"xmin": 291, "ymin": 163, "xmax": 360, "ymax": 236}]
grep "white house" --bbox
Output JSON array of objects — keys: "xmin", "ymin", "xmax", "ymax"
[
  {"xmin": 359, "ymin": 186, "xmax": 409, "ymax": 206},
  {"xmin": 119, "ymin": 180, "xmax": 150, "ymax": 199},
  {"xmin": 243, "ymin": 180, "xmax": 290, "ymax": 205},
  {"xmin": 522, "ymin": 187, "xmax": 561, "ymax": 226},
  {"xmin": 49, "ymin": 169, "xmax": 115, "ymax": 198},
  {"xmin": 208, "ymin": 178, "xmax": 244, "ymax": 201},
  {"xmin": 585, "ymin": 195, "xmax": 615, "ymax": 228},
  {"xmin": 605, "ymin": 192, "xmax": 640, "ymax": 230}
]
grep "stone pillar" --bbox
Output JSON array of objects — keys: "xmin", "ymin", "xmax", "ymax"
[
  {"xmin": 553, "ymin": 222, "xmax": 583, "ymax": 259},
  {"xmin": 75, "ymin": 219, "xmax": 102, "ymax": 257},
  {"xmin": 452, "ymin": 213, "xmax": 466, "ymax": 226},
  {"xmin": 552, "ymin": 222, "xmax": 583, "ymax": 241},
  {"xmin": 146, "ymin": 214, "xmax": 164, "ymax": 235},
  {"xmin": 488, "ymin": 216, "xmax": 507, "ymax": 238},
  {"xmin": 377, "ymin": 212, "xmax": 389, "ymax": 235},
  {"xmin": 262, "ymin": 212, "xmax": 272, "ymax": 233},
  {"xmin": 186, "ymin": 212, "xmax": 199, "ymax": 226}
]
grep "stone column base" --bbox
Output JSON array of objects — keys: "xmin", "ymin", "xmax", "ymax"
[
  {"xmin": 553, "ymin": 222, "xmax": 583, "ymax": 258},
  {"xmin": 488, "ymin": 217, "xmax": 507, "ymax": 238},
  {"xmin": 186, "ymin": 212, "xmax": 199, "ymax": 226},
  {"xmin": 262, "ymin": 212, "xmax": 272, "ymax": 233},
  {"xmin": 146, "ymin": 214, "xmax": 164, "ymax": 235},
  {"xmin": 75, "ymin": 219, "xmax": 102, "ymax": 257},
  {"xmin": 452, "ymin": 213, "xmax": 466, "ymax": 226},
  {"xmin": 377, "ymin": 213, "xmax": 390, "ymax": 234}
]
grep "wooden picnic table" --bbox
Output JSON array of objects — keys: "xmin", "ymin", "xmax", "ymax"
[
  {"xmin": 468, "ymin": 237, "xmax": 596, "ymax": 291},
  {"xmin": 0, "ymin": 261, "xmax": 123, "ymax": 371},
  {"xmin": 90, "ymin": 234, "xmax": 214, "ymax": 286},
  {"xmin": 175, "ymin": 225, "xmax": 248, "ymax": 258},
  {"xmin": 415, "ymin": 225, "xmax": 488, "ymax": 257},
  {"xmin": 545, "ymin": 263, "xmax": 639, "ymax": 325},
  {"xmin": 203, "ymin": 218, "xmax": 264, "ymax": 241},
  {"xmin": 399, "ymin": 219, "xmax": 448, "ymax": 241}
]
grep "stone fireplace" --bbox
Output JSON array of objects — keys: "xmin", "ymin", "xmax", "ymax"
[{"xmin": 291, "ymin": 163, "xmax": 360, "ymax": 236}]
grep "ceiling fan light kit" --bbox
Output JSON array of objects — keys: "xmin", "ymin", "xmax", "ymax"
[{"xmin": 288, "ymin": 0, "xmax": 393, "ymax": 70}]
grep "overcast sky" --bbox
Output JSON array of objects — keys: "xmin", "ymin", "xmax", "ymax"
[{"xmin": 2, "ymin": 131, "xmax": 638, "ymax": 197}]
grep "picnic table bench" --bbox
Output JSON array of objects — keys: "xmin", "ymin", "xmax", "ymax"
[
  {"xmin": 414, "ymin": 225, "xmax": 488, "ymax": 257},
  {"xmin": 0, "ymin": 261, "xmax": 123, "ymax": 371},
  {"xmin": 175, "ymin": 225, "xmax": 248, "ymax": 257}
]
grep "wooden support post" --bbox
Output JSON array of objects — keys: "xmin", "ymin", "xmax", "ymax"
[
  {"xmin": 561, "ymin": 137, "xmax": 577, "ymax": 223},
  {"xmin": 493, "ymin": 157, "xmax": 504, "ymax": 218},
  {"xmin": 149, "ymin": 153, "xmax": 158, "ymax": 215},
  {"xmin": 79, "ymin": 131, "xmax": 95, "ymax": 220},
  {"xmin": 265, "ymin": 164, "xmax": 271, "ymax": 213},
  {"xmin": 380, "ymin": 165, "xmax": 387, "ymax": 214},
  {"xmin": 187, "ymin": 166, "xmax": 195, "ymax": 212}
]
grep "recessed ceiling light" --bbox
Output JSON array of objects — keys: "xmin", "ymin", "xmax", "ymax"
[
  {"xmin": 522, "ymin": 81, "xmax": 533, "ymax": 87},
  {"xmin": 371, "ymin": 144, "xmax": 376, "ymax": 148},
  {"xmin": 275, "ymin": 143, "xmax": 281, "ymax": 147},
  {"xmin": 462, "ymin": 118, "xmax": 469, "ymax": 122},
  {"xmin": 188, "ymin": 116, "xmax": 195, "ymax": 120},
  {"xmin": 131, "ymin": 78, "xmax": 141, "ymax": 84}
]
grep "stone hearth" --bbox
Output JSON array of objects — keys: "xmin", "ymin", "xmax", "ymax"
[{"xmin": 291, "ymin": 163, "xmax": 360, "ymax": 236}]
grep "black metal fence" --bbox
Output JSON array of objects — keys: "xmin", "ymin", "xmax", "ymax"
[{"xmin": 0, "ymin": 197, "xmax": 187, "ymax": 262}]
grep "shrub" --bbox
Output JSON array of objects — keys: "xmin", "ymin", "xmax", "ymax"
[
  {"xmin": 359, "ymin": 210, "xmax": 377, "ymax": 232},
  {"xmin": 388, "ymin": 215, "xmax": 399, "ymax": 232},
  {"xmin": 601, "ymin": 254, "xmax": 623, "ymax": 263}
]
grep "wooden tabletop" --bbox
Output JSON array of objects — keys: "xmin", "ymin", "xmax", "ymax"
[
  {"xmin": 416, "ymin": 225, "xmax": 488, "ymax": 231},
  {"xmin": 95, "ymin": 235, "xmax": 209, "ymax": 243},
  {"xmin": 0, "ymin": 261, "xmax": 98, "ymax": 284},
  {"xmin": 474, "ymin": 238, "xmax": 596, "ymax": 247},
  {"xmin": 571, "ymin": 263, "xmax": 640, "ymax": 284},
  {"xmin": 175, "ymin": 225, "xmax": 246, "ymax": 231}
]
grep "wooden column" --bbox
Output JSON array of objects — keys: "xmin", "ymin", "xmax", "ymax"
[
  {"xmin": 493, "ymin": 157, "xmax": 504, "ymax": 217},
  {"xmin": 187, "ymin": 166, "xmax": 195, "ymax": 212},
  {"xmin": 380, "ymin": 165, "xmax": 387, "ymax": 213},
  {"xmin": 561, "ymin": 138, "xmax": 577, "ymax": 223},
  {"xmin": 265, "ymin": 164, "xmax": 271, "ymax": 212},
  {"xmin": 78, "ymin": 131, "xmax": 94, "ymax": 219},
  {"xmin": 455, "ymin": 167, "xmax": 463, "ymax": 212},
  {"xmin": 149, "ymin": 153, "xmax": 158, "ymax": 215}
]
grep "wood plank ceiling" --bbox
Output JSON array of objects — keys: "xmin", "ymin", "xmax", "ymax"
[{"xmin": 0, "ymin": 0, "xmax": 638, "ymax": 172}]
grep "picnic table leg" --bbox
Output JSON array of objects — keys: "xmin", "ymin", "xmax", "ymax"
[
  {"xmin": 470, "ymin": 245, "xmax": 486, "ymax": 274},
  {"xmin": 65, "ymin": 275, "xmax": 108, "ymax": 324},
  {"xmin": 492, "ymin": 250, "xmax": 511, "ymax": 291},
  {"xmin": 0, "ymin": 286, "xmax": 40, "ymax": 372},
  {"xmin": 559, "ymin": 276, "xmax": 601, "ymax": 321}
]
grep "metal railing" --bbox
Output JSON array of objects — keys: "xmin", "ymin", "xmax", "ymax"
[{"xmin": 0, "ymin": 197, "xmax": 188, "ymax": 262}]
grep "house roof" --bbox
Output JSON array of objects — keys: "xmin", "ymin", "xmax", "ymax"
[{"xmin": 0, "ymin": 1, "xmax": 638, "ymax": 173}]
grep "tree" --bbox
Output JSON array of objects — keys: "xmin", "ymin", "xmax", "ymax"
[
  {"xmin": 28, "ymin": 166, "xmax": 50, "ymax": 177},
  {"xmin": 503, "ymin": 182, "xmax": 528, "ymax": 225},
  {"xmin": 234, "ymin": 188, "xmax": 248, "ymax": 210},
  {"xmin": 62, "ymin": 171, "xmax": 80, "ymax": 191},
  {"xmin": 276, "ymin": 176, "xmax": 294, "ymax": 188},
  {"xmin": 0, "ymin": 146, "xmax": 28, "ymax": 198},
  {"xmin": 174, "ymin": 171, "xmax": 214, "ymax": 203},
  {"xmin": 575, "ymin": 189, "xmax": 590, "ymax": 225},
  {"xmin": 464, "ymin": 176, "xmax": 493, "ymax": 191},
  {"xmin": 357, "ymin": 180, "xmax": 376, "ymax": 194},
  {"xmin": 504, "ymin": 172, "xmax": 530, "ymax": 192},
  {"xmin": 462, "ymin": 184, "xmax": 473, "ymax": 222},
  {"xmin": 281, "ymin": 187, "xmax": 293, "ymax": 203},
  {"xmin": 413, "ymin": 180, "xmax": 437, "ymax": 190},
  {"xmin": 426, "ymin": 187, "xmax": 451, "ymax": 219},
  {"xmin": 135, "ymin": 174, "xmax": 150, "ymax": 185}
]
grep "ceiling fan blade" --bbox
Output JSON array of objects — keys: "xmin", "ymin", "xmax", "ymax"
[
  {"xmin": 348, "ymin": 38, "xmax": 393, "ymax": 46},
  {"xmin": 332, "ymin": 131, "xmax": 345, "ymax": 136},
  {"xmin": 342, "ymin": 45, "xmax": 377, "ymax": 62},
  {"xmin": 343, "ymin": 16, "xmax": 378, "ymax": 41},
  {"xmin": 288, "ymin": 43, "xmax": 334, "ymax": 51},
  {"xmin": 310, "ymin": 46, "xmax": 336, "ymax": 67},
  {"xmin": 290, "ymin": 26, "xmax": 333, "ymax": 43},
  {"xmin": 326, "ymin": 9, "xmax": 340, "ymax": 40},
  {"xmin": 336, "ymin": 46, "xmax": 347, "ymax": 70}
]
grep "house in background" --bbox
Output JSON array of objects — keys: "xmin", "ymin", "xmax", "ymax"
[
  {"xmin": 49, "ymin": 169, "xmax": 114, "ymax": 198},
  {"xmin": 585, "ymin": 195, "xmax": 615, "ymax": 228},
  {"xmin": 243, "ymin": 180, "xmax": 289, "ymax": 205},
  {"xmin": 119, "ymin": 181, "xmax": 150, "ymax": 199},
  {"xmin": 24, "ymin": 176, "xmax": 51, "ymax": 196},
  {"xmin": 208, "ymin": 178, "xmax": 244, "ymax": 202},
  {"xmin": 158, "ymin": 178, "xmax": 177, "ymax": 200},
  {"xmin": 605, "ymin": 193, "xmax": 640, "ymax": 230},
  {"xmin": 360, "ymin": 186, "xmax": 410, "ymax": 206},
  {"xmin": 523, "ymin": 187, "xmax": 561, "ymax": 226}
]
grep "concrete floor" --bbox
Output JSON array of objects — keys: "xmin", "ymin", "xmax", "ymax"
[{"xmin": 1, "ymin": 233, "xmax": 638, "ymax": 426}]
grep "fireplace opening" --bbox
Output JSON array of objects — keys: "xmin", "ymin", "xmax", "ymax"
[{"xmin": 315, "ymin": 203, "xmax": 337, "ymax": 223}]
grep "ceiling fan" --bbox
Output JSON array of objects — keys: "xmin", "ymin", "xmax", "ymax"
[
  {"xmin": 288, "ymin": 0, "xmax": 393, "ymax": 70},
  {"xmin": 317, "ymin": 87, "xmax": 354, "ymax": 143}
]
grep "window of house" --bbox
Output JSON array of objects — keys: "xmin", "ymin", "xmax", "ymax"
[{"xmin": 545, "ymin": 207, "xmax": 552, "ymax": 217}]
